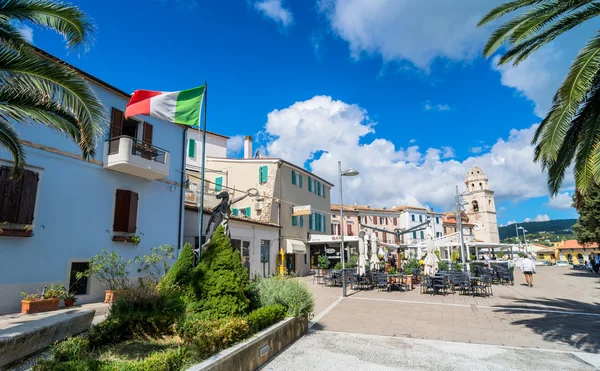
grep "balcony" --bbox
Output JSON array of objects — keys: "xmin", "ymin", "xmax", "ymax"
[{"xmin": 103, "ymin": 136, "xmax": 170, "ymax": 180}]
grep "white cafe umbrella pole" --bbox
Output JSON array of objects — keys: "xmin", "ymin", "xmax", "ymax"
[
  {"xmin": 370, "ymin": 234, "xmax": 380, "ymax": 270},
  {"xmin": 423, "ymin": 225, "xmax": 439, "ymax": 276},
  {"xmin": 358, "ymin": 229, "xmax": 366, "ymax": 275}
]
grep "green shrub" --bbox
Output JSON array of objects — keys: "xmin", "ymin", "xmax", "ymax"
[
  {"xmin": 333, "ymin": 262, "xmax": 342, "ymax": 270},
  {"xmin": 52, "ymin": 337, "xmax": 89, "ymax": 362},
  {"xmin": 189, "ymin": 226, "xmax": 249, "ymax": 318},
  {"xmin": 250, "ymin": 276, "xmax": 314, "ymax": 318},
  {"xmin": 247, "ymin": 304, "xmax": 286, "ymax": 334},
  {"xmin": 177, "ymin": 316, "xmax": 249, "ymax": 358},
  {"xmin": 136, "ymin": 245, "xmax": 176, "ymax": 285},
  {"xmin": 126, "ymin": 347, "xmax": 189, "ymax": 371},
  {"xmin": 33, "ymin": 359, "xmax": 102, "ymax": 371},
  {"xmin": 317, "ymin": 255, "xmax": 330, "ymax": 269},
  {"xmin": 437, "ymin": 260, "xmax": 449, "ymax": 271},
  {"xmin": 497, "ymin": 251, "xmax": 505, "ymax": 258},
  {"xmin": 159, "ymin": 243, "xmax": 194, "ymax": 290},
  {"xmin": 346, "ymin": 254, "xmax": 359, "ymax": 268},
  {"xmin": 451, "ymin": 250, "xmax": 460, "ymax": 263},
  {"xmin": 89, "ymin": 287, "xmax": 185, "ymax": 347},
  {"xmin": 518, "ymin": 252, "xmax": 527, "ymax": 258}
]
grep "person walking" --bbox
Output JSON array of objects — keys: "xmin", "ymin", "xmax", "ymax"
[
  {"xmin": 520, "ymin": 254, "xmax": 536, "ymax": 287},
  {"xmin": 595, "ymin": 253, "xmax": 600, "ymax": 274}
]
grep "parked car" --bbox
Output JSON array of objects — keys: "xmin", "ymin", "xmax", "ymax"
[
  {"xmin": 535, "ymin": 260, "xmax": 550, "ymax": 266},
  {"xmin": 555, "ymin": 260, "xmax": 570, "ymax": 266}
]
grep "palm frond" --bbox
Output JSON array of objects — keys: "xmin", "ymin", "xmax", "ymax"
[
  {"xmin": 478, "ymin": 0, "xmax": 545, "ymax": 27},
  {"xmin": 573, "ymin": 82, "xmax": 600, "ymax": 194},
  {"xmin": 0, "ymin": 0, "xmax": 94, "ymax": 50},
  {"xmin": 0, "ymin": 45, "xmax": 108, "ymax": 159},
  {"xmin": 0, "ymin": 113, "xmax": 24, "ymax": 177},
  {"xmin": 510, "ymin": 0, "xmax": 593, "ymax": 44},
  {"xmin": 0, "ymin": 85, "xmax": 84, "ymax": 144},
  {"xmin": 535, "ymin": 31, "xmax": 600, "ymax": 166},
  {"xmin": 498, "ymin": 3, "xmax": 600, "ymax": 66},
  {"xmin": 0, "ymin": 22, "xmax": 26, "ymax": 46}
]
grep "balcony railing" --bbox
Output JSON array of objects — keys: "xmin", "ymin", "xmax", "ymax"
[
  {"xmin": 103, "ymin": 136, "xmax": 170, "ymax": 180},
  {"xmin": 108, "ymin": 136, "xmax": 167, "ymax": 163}
]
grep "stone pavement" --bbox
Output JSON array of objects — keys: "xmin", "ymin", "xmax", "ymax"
[
  {"xmin": 301, "ymin": 266, "xmax": 600, "ymax": 353},
  {"xmin": 262, "ymin": 330, "xmax": 600, "ymax": 371}
]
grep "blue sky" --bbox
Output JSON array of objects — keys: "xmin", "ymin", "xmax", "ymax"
[{"xmin": 30, "ymin": 0, "xmax": 581, "ymax": 224}]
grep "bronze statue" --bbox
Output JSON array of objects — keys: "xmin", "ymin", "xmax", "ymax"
[{"xmin": 201, "ymin": 188, "xmax": 258, "ymax": 249}]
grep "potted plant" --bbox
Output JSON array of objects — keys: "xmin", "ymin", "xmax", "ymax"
[
  {"xmin": 77, "ymin": 249, "xmax": 132, "ymax": 304},
  {"xmin": 112, "ymin": 235, "xmax": 141, "ymax": 245},
  {"xmin": 21, "ymin": 284, "xmax": 66, "ymax": 314},
  {"xmin": 62, "ymin": 292, "xmax": 77, "ymax": 307},
  {"xmin": 317, "ymin": 255, "xmax": 330, "ymax": 274}
]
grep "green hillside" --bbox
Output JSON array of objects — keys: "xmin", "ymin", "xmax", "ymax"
[{"xmin": 499, "ymin": 219, "xmax": 576, "ymax": 240}]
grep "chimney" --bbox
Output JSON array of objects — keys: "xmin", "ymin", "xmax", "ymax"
[{"xmin": 244, "ymin": 136, "xmax": 252, "ymax": 159}]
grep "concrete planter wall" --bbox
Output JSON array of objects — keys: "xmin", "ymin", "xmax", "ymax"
[{"xmin": 187, "ymin": 316, "xmax": 308, "ymax": 371}]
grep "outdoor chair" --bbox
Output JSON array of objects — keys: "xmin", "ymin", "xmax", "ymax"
[
  {"xmin": 456, "ymin": 275, "xmax": 471, "ymax": 295},
  {"xmin": 472, "ymin": 275, "xmax": 493, "ymax": 297},
  {"xmin": 421, "ymin": 276, "xmax": 434, "ymax": 295},
  {"xmin": 376, "ymin": 274, "xmax": 389, "ymax": 292},
  {"xmin": 432, "ymin": 276, "xmax": 448, "ymax": 296}
]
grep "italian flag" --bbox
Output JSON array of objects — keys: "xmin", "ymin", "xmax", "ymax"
[{"xmin": 125, "ymin": 85, "xmax": 205, "ymax": 127}]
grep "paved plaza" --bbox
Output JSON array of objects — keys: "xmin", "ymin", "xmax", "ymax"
[{"xmin": 264, "ymin": 266, "xmax": 600, "ymax": 370}]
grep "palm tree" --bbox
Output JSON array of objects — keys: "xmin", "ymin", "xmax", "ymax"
[
  {"xmin": 0, "ymin": 0, "xmax": 106, "ymax": 177},
  {"xmin": 479, "ymin": 0, "xmax": 600, "ymax": 195}
]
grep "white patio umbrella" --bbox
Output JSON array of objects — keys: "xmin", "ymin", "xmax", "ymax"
[
  {"xmin": 358, "ymin": 229, "xmax": 366, "ymax": 275},
  {"xmin": 370, "ymin": 234, "xmax": 380, "ymax": 270},
  {"xmin": 423, "ymin": 229, "xmax": 439, "ymax": 276}
]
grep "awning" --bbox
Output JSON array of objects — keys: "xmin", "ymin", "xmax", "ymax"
[{"xmin": 286, "ymin": 239, "xmax": 307, "ymax": 254}]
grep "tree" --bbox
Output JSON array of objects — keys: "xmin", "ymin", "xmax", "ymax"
[
  {"xmin": 573, "ymin": 183, "xmax": 600, "ymax": 246},
  {"xmin": 159, "ymin": 243, "xmax": 194, "ymax": 289},
  {"xmin": 479, "ymin": 1, "xmax": 600, "ymax": 195},
  {"xmin": 189, "ymin": 226, "xmax": 249, "ymax": 318},
  {"xmin": 0, "ymin": 0, "xmax": 107, "ymax": 177}
]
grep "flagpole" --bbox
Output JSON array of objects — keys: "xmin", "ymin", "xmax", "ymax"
[{"xmin": 196, "ymin": 81, "xmax": 208, "ymax": 265}]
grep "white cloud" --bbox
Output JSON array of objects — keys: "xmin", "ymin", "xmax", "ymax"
[
  {"xmin": 506, "ymin": 220, "xmax": 517, "ymax": 226},
  {"xmin": 441, "ymin": 146, "xmax": 455, "ymax": 159},
  {"xmin": 524, "ymin": 214, "xmax": 550, "ymax": 222},
  {"xmin": 253, "ymin": 0, "xmax": 293, "ymax": 28},
  {"xmin": 409, "ymin": 138, "xmax": 416, "ymax": 144},
  {"xmin": 547, "ymin": 192, "xmax": 573, "ymax": 210},
  {"xmin": 470, "ymin": 147, "xmax": 483, "ymax": 154},
  {"xmin": 16, "ymin": 25, "xmax": 33, "ymax": 43},
  {"xmin": 317, "ymin": 0, "xmax": 595, "ymax": 118},
  {"xmin": 262, "ymin": 96, "xmax": 572, "ymax": 209},
  {"xmin": 227, "ymin": 135, "xmax": 244, "ymax": 156},
  {"xmin": 424, "ymin": 101, "xmax": 450, "ymax": 112}
]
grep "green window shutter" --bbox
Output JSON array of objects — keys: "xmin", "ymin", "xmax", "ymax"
[
  {"xmin": 258, "ymin": 166, "xmax": 264, "ymax": 183},
  {"xmin": 299, "ymin": 174, "xmax": 303, "ymax": 188},
  {"xmin": 188, "ymin": 139, "xmax": 196, "ymax": 158},
  {"xmin": 419, "ymin": 215, "xmax": 423, "ymax": 222},
  {"xmin": 232, "ymin": 208, "xmax": 239, "ymax": 216},
  {"xmin": 411, "ymin": 215, "xmax": 415, "ymax": 222},
  {"xmin": 412, "ymin": 231, "xmax": 417, "ymax": 239},
  {"xmin": 308, "ymin": 176, "xmax": 313, "ymax": 192},
  {"xmin": 322, "ymin": 185, "xmax": 326, "ymax": 198},
  {"xmin": 313, "ymin": 179, "xmax": 317, "ymax": 194},
  {"xmin": 322, "ymin": 214, "xmax": 327, "ymax": 233},
  {"xmin": 292, "ymin": 215, "xmax": 297, "ymax": 227},
  {"xmin": 317, "ymin": 213, "xmax": 321, "ymax": 232},
  {"xmin": 292, "ymin": 170, "xmax": 296, "ymax": 185},
  {"xmin": 309, "ymin": 213, "xmax": 313, "ymax": 230},
  {"xmin": 436, "ymin": 217, "xmax": 439, "ymax": 224},
  {"xmin": 215, "ymin": 177, "xmax": 223, "ymax": 191},
  {"xmin": 420, "ymin": 231, "xmax": 424, "ymax": 239},
  {"xmin": 317, "ymin": 182, "xmax": 321, "ymax": 196},
  {"xmin": 300, "ymin": 215, "xmax": 304, "ymax": 228},
  {"xmin": 245, "ymin": 207, "xmax": 251, "ymax": 217},
  {"xmin": 261, "ymin": 166, "xmax": 268, "ymax": 183}
]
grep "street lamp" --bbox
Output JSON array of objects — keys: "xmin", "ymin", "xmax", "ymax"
[
  {"xmin": 455, "ymin": 186, "xmax": 472, "ymax": 271},
  {"xmin": 518, "ymin": 226, "xmax": 528, "ymax": 254},
  {"xmin": 338, "ymin": 161, "xmax": 359, "ymax": 297}
]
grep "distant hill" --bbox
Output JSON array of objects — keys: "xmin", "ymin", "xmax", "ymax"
[{"xmin": 499, "ymin": 219, "xmax": 576, "ymax": 240}]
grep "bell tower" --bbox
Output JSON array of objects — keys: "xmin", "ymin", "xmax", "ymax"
[{"xmin": 462, "ymin": 165, "xmax": 499, "ymax": 243}]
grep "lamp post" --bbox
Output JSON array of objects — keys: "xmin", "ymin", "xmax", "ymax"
[
  {"xmin": 338, "ymin": 161, "xmax": 359, "ymax": 297},
  {"xmin": 518, "ymin": 226, "xmax": 528, "ymax": 254}
]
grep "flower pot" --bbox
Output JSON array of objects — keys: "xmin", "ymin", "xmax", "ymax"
[
  {"xmin": 104, "ymin": 289, "xmax": 123, "ymax": 304},
  {"xmin": 64, "ymin": 299, "xmax": 75, "ymax": 307},
  {"xmin": 21, "ymin": 298, "xmax": 59, "ymax": 314},
  {"xmin": 405, "ymin": 275, "xmax": 414, "ymax": 289}
]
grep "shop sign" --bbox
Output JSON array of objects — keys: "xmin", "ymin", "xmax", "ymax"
[{"xmin": 292, "ymin": 205, "xmax": 312, "ymax": 216}]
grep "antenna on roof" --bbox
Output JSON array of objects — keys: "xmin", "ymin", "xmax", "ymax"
[{"xmin": 254, "ymin": 150, "xmax": 260, "ymax": 159}]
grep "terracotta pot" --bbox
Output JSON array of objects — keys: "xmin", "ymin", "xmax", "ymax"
[
  {"xmin": 64, "ymin": 299, "xmax": 75, "ymax": 307},
  {"xmin": 405, "ymin": 275, "xmax": 414, "ymax": 289},
  {"xmin": 21, "ymin": 298, "xmax": 59, "ymax": 314},
  {"xmin": 104, "ymin": 289, "xmax": 123, "ymax": 304}
]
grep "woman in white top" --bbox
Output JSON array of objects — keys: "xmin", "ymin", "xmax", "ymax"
[{"xmin": 520, "ymin": 255, "xmax": 536, "ymax": 287}]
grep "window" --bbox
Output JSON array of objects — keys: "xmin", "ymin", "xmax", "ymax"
[
  {"xmin": 113, "ymin": 189, "xmax": 138, "ymax": 233},
  {"xmin": 298, "ymin": 174, "xmax": 303, "ymax": 188},
  {"xmin": 436, "ymin": 217, "xmax": 440, "ymax": 224},
  {"xmin": 308, "ymin": 176, "xmax": 313, "ymax": 192},
  {"xmin": 420, "ymin": 231, "xmax": 424, "ymax": 239},
  {"xmin": 0, "ymin": 166, "xmax": 39, "ymax": 224},
  {"xmin": 479, "ymin": 182, "xmax": 483, "ymax": 189},
  {"xmin": 292, "ymin": 215, "xmax": 298, "ymax": 227},
  {"xmin": 472, "ymin": 201, "xmax": 479, "ymax": 212},
  {"xmin": 188, "ymin": 139, "xmax": 196, "ymax": 158},
  {"xmin": 419, "ymin": 215, "xmax": 423, "ymax": 222},
  {"xmin": 232, "ymin": 239, "xmax": 250, "ymax": 273},
  {"xmin": 292, "ymin": 170, "xmax": 297, "ymax": 185},
  {"xmin": 69, "ymin": 262, "xmax": 89, "ymax": 295},
  {"xmin": 304, "ymin": 254, "xmax": 307, "ymax": 264},
  {"xmin": 381, "ymin": 217, "xmax": 385, "ymax": 224},
  {"xmin": 259, "ymin": 166, "xmax": 268, "ymax": 184},
  {"xmin": 323, "ymin": 214, "xmax": 327, "ymax": 233},
  {"xmin": 240, "ymin": 207, "xmax": 251, "ymax": 217},
  {"xmin": 373, "ymin": 216, "xmax": 378, "ymax": 225},
  {"xmin": 411, "ymin": 214, "xmax": 415, "ymax": 222},
  {"xmin": 313, "ymin": 179, "xmax": 317, "ymax": 194},
  {"xmin": 317, "ymin": 182, "xmax": 322, "ymax": 196},
  {"xmin": 393, "ymin": 217, "xmax": 397, "ymax": 226},
  {"xmin": 347, "ymin": 224, "xmax": 352, "ymax": 235},
  {"xmin": 300, "ymin": 215, "xmax": 304, "ymax": 228},
  {"xmin": 232, "ymin": 208, "xmax": 239, "ymax": 216},
  {"xmin": 215, "ymin": 177, "xmax": 223, "ymax": 191},
  {"xmin": 412, "ymin": 231, "xmax": 417, "ymax": 239},
  {"xmin": 382, "ymin": 233, "xmax": 387, "ymax": 243}
]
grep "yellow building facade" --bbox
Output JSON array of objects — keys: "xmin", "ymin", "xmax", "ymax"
[{"xmin": 537, "ymin": 240, "xmax": 600, "ymax": 265}]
